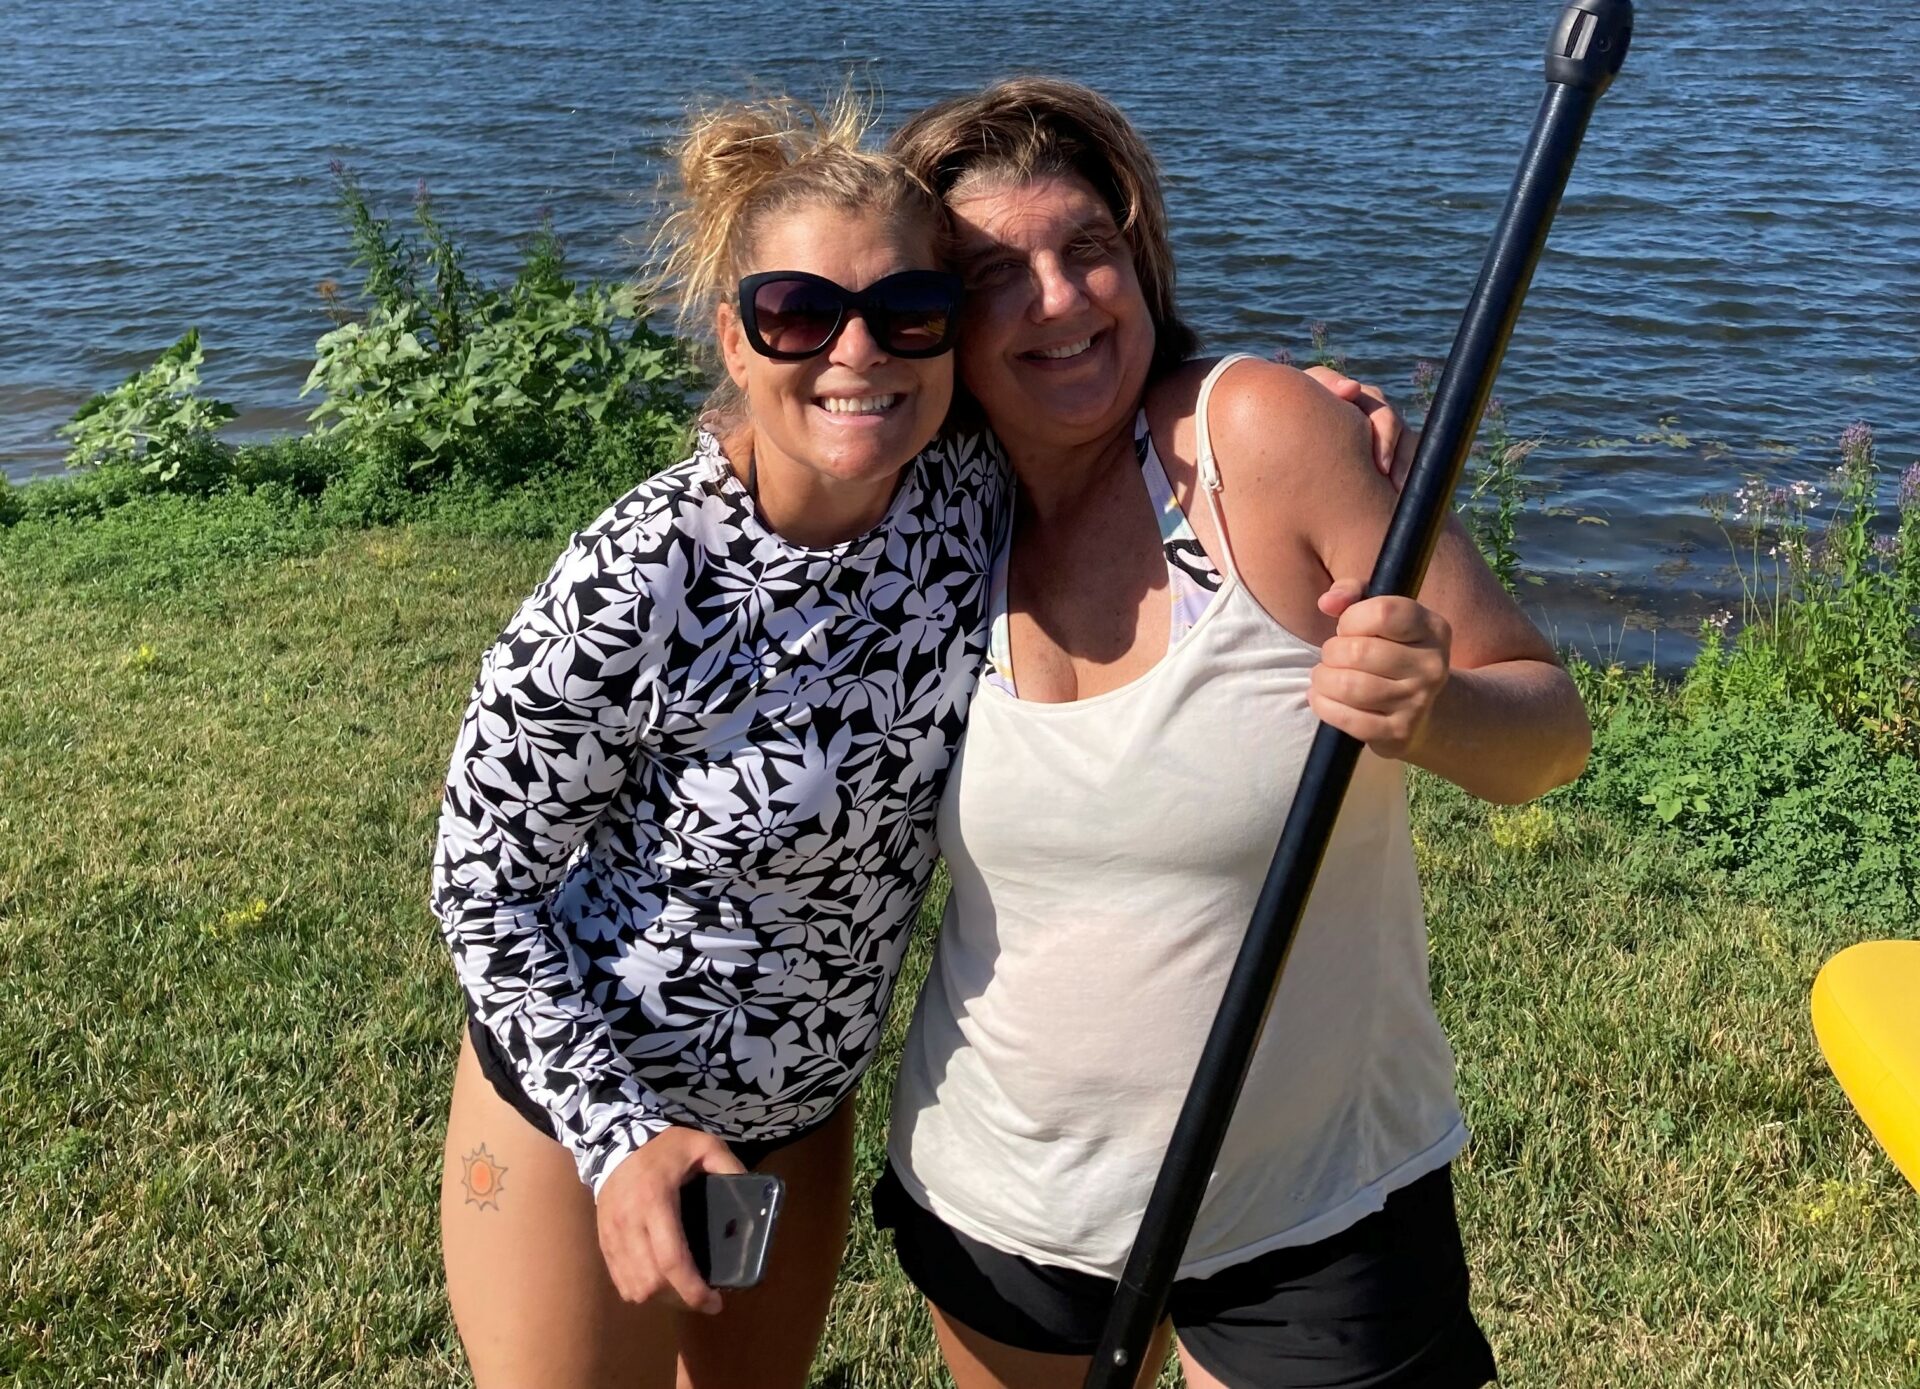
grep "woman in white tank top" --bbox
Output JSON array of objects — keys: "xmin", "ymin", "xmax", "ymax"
[{"xmin": 879, "ymin": 82, "xmax": 1593, "ymax": 1389}]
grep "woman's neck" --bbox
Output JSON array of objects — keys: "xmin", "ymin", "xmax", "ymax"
[
  {"xmin": 1001, "ymin": 415, "xmax": 1138, "ymax": 525},
  {"xmin": 723, "ymin": 428, "xmax": 901, "ymax": 548}
]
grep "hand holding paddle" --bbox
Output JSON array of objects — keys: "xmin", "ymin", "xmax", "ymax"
[{"xmin": 1309, "ymin": 582, "xmax": 1452, "ymax": 762}]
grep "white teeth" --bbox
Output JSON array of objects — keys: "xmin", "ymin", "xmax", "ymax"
[
  {"xmin": 1034, "ymin": 337, "xmax": 1093, "ymax": 360},
  {"xmin": 818, "ymin": 394, "xmax": 900, "ymax": 415}
]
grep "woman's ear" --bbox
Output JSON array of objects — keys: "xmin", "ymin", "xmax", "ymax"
[{"xmin": 717, "ymin": 303, "xmax": 751, "ymax": 392}]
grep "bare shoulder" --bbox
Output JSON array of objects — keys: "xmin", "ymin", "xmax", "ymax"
[
  {"xmin": 1152, "ymin": 356, "xmax": 1557, "ymax": 670},
  {"xmin": 1174, "ymin": 357, "xmax": 1378, "ymax": 555},
  {"xmin": 1146, "ymin": 355, "xmax": 1363, "ymax": 483},
  {"xmin": 1210, "ymin": 358, "xmax": 1374, "ymax": 495},
  {"xmin": 1138, "ymin": 358, "xmax": 1376, "ymax": 641}
]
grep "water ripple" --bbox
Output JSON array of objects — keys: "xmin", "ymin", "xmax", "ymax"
[{"xmin": 3, "ymin": 0, "xmax": 1915, "ymax": 666}]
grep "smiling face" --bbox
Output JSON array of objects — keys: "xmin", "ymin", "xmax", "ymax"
[
  {"xmin": 948, "ymin": 171, "xmax": 1156, "ymax": 456},
  {"xmin": 718, "ymin": 202, "xmax": 953, "ymax": 498}
]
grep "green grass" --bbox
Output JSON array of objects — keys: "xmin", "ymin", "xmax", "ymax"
[{"xmin": 3, "ymin": 495, "xmax": 1916, "ymax": 1387}]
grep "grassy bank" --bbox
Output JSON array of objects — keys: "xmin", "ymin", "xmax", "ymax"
[
  {"xmin": 7, "ymin": 182, "xmax": 1917, "ymax": 1385},
  {"xmin": 3, "ymin": 490, "xmax": 1916, "ymax": 1387}
]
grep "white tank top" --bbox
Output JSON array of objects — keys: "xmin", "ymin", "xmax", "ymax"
[{"xmin": 887, "ymin": 356, "xmax": 1466, "ymax": 1280}]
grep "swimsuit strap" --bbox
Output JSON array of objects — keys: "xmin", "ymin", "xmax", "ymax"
[{"xmin": 1135, "ymin": 410, "xmax": 1223, "ymax": 651}]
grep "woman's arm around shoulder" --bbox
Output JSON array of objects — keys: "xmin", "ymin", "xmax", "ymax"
[{"xmin": 1203, "ymin": 357, "xmax": 1592, "ymax": 804}]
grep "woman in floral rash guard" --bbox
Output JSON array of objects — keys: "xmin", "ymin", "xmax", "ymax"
[{"xmin": 429, "ymin": 92, "xmax": 1002, "ymax": 1388}]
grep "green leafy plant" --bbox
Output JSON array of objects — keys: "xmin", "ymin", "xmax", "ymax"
[
  {"xmin": 303, "ymin": 166, "xmax": 696, "ymax": 483},
  {"xmin": 1571, "ymin": 668, "xmax": 1920, "ymax": 923},
  {"xmin": 1638, "ymin": 770, "xmax": 1710, "ymax": 825},
  {"xmin": 57, "ymin": 329, "xmax": 236, "ymax": 483}
]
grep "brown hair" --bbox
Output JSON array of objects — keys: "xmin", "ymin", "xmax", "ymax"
[
  {"xmin": 888, "ymin": 76, "xmax": 1199, "ymax": 379},
  {"xmin": 650, "ymin": 87, "xmax": 944, "ymax": 419}
]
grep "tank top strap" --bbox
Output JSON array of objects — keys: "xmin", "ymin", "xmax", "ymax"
[
  {"xmin": 1193, "ymin": 353, "xmax": 1259, "ymax": 584},
  {"xmin": 981, "ymin": 515, "xmax": 1016, "ymax": 696}
]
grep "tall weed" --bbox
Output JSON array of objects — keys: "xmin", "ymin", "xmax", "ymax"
[
  {"xmin": 1411, "ymin": 358, "xmax": 1534, "ymax": 592},
  {"xmin": 302, "ymin": 167, "xmax": 697, "ymax": 486},
  {"xmin": 57, "ymin": 329, "xmax": 236, "ymax": 486},
  {"xmin": 1690, "ymin": 423, "xmax": 1920, "ymax": 751}
]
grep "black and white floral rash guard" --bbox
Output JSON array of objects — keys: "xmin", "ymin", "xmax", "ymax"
[{"xmin": 431, "ymin": 428, "xmax": 1006, "ymax": 1195}]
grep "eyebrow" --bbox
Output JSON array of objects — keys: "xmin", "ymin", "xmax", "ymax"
[
  {"xmin": 952, "ymin": 212, "xmax": 1121, "ymax": 270},
  {"xmin": 952, "ymin": 239, "xmax": 1013, "ymax": 273}
]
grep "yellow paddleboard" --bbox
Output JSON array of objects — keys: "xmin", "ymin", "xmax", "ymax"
[{"xmin": 1812, "ymin": 940, "xmax": 1920, "ymax": 1192}]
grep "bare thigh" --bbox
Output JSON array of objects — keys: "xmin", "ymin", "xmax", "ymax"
[
  {"xmin": 1174, "ymin": 1341, "xmax": 1231, "ymax": 1389},
  {"xmin": 440, "ymin": 1033, "xmax": 857, "ymax": 1389},
  {"xmin": 676, "ymin": 1099, "xmax": 856, "ymax": 1388},
  {"xmin": 931, "ymin": 1307, "xmax": 1174, "ymax": 1389},
  {"xmin": 441, "ymin": 1033, "xmax": 675, "ymax": 1389}
]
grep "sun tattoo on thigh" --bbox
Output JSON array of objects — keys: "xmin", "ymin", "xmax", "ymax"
[{"xmin": 461, "ymin": 1143, "xmax": 509, "ymax": 1210}]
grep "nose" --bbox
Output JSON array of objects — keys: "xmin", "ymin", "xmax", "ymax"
[
  {"xmin": 827, "ymin": 310, "xmax": 888, "ymax": 371},
  {"xmin": 1031, "ymin": 251, "xmax": 1087, "ymax": 321}
]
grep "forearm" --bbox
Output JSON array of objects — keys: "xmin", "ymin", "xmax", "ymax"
[
  {"xmin": 1407, "ymin": 659, "xmax": 1591, "ymax": 804},
  {"xmin": 438, "ymin": 896, "xmax": 674, "ymax": 1193}
]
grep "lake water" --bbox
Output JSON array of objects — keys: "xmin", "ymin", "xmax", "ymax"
[{"xmin": 3, "ymin": 1, "xmax": 1915, "ymax": 665}]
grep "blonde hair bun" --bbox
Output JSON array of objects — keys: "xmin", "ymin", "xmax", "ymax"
[{"xmin": 652, "ymin": 86, "xmax": 941, "ymax": 391}]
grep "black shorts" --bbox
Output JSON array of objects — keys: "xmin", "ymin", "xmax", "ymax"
[
  {"xmin": 873, "ymin": 1162, "xmax": 1496, "ymax": 1389},
  {"xmin": 465, "ymin": 1006, "xmax": 824, "ymax": 1170}
]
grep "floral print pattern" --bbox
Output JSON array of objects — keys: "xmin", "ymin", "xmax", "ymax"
[{"xmin": 431, "ymin": 428, "xmax": 1007, "ymax": 1193}]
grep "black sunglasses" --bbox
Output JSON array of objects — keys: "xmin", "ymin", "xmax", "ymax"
[{"xmin": 736, "ymin": 269, "xmax": 965, "ymax": 362}]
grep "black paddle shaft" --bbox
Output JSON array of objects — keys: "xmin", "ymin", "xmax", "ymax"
[{"xmin": 1084, "ymin": 5, "xmax": 1632, "ymax": 1384}]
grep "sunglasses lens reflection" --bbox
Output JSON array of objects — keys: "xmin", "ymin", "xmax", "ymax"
[
  {"xmin": 752, "ymin": 279, "xmax": 842, "ymax": 356},
  {"xmin": 878, "ymin": 281, "xmax": 954, "ymax": 355}
]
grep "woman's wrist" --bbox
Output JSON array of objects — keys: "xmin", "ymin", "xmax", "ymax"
[{"xmin": 585, "ymin": 1112, "xmax": 678, "ymax": 1198}]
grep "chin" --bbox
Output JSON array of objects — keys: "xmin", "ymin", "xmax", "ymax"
[
  {"xmin": 816, "ymin": 438, "xmax": 919, "ymax": 487},
  {"xmin": 1021, "ymin": 382, "xmax": 1123, "ymax": 431}
]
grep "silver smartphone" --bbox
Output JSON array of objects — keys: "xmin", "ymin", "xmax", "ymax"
[{"xmin": 681, "ymin": 1172, "xmax": 785, "ymax": 1289}]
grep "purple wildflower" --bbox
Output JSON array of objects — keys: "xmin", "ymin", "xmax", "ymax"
[
  {"xmin": 1412, "ymin": 359, "xmax": 1438, "ymax": 392},
  {"xmin": 1272, "ymin": 347, "xmax": 1295, "ymax": 367},
  {"xmin": 328, "ymin": 156, "xmax": 346, "ymax": 178},
  {"xmin": 1839, "ymin": 420, "xmax": 1874, "ymax": 457},
  {"xmin": 1872, "ymin": 533, "xmax": 1900, "ymax": 560},
  {"xmin": 414, "ymin": 178, "xmax": 431, "ymax": 207},
  {"xmin": 1900, "ymin": 461, "xmax": 1920, "ymax": 512}
]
